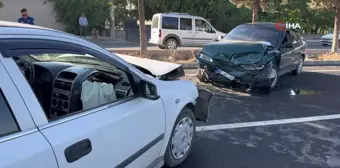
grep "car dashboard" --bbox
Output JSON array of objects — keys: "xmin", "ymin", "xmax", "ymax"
[{"xmin": 31, "ymin": 61, "xmax": 132, "ymax": 120}]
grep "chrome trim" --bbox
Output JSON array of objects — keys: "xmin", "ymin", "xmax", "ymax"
[
  {"xmin": 39, "ymin": 96, "xmax": 137, "ymax": 130},
  {"xmin": 0, "ymin": 128, "xmax": 38, "ymax": 143}
]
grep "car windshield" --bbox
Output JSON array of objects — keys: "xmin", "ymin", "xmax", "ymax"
[{"xmin": 223, "ymin": 26, "xmax": 279, "ymax": 46}]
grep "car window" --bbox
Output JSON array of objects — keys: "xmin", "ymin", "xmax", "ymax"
[
  {"xmin": 162, "ymin": 17, "xmax": 178, "ymax": 30},
  {"xmin": 0, "ymin": 89, "xmax": 20, "ymax": 137},
  {"xmin": 195, "ymin": 19, "xmax": 213, "ymax": 32},
  {"xmin": 180, "ymin": 18, "xmax": 192, "ymax": 30},
  {"xmin": 224, "ymin": 25, "xmax": 279, "ymax": 46},
  {"xmin": 152, "ymin": 15, "xmax": 159, "ymax": 28},
  {"xmin": 14, "ymin": 52, "xmax": 135, "ymax": 122}
]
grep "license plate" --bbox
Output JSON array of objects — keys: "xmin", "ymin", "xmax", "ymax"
[{"xmin": 215, "ymin": 68, "xmax": 235, "ymax": 81}]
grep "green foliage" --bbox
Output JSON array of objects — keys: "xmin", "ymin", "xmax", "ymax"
[{"xmin": 47, "ymin": 0, "xmax": 111, "ymax": 34}]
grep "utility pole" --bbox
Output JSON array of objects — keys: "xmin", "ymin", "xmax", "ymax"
[{"xmin": 110, "ymin": 0, "xmax": 115, "ymax": 38}]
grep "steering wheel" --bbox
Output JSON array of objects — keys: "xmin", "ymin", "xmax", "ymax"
[{"xmin": 16, "ymin": 59, "xmax": 36, "ymax": 85}]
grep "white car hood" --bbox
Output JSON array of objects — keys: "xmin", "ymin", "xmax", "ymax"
[{"xmin": 115, "ymin": 54, "xmax": 183, "ymax": 78}]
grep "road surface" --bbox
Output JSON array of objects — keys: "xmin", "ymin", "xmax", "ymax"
[{"xmin": 175, "ymin": 66, "xmax": 340, "ymax": 168}]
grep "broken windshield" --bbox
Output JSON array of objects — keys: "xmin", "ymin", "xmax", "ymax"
[{"xmin": 223, "ymin": 25, "xmax": 279, "ymax": 46}]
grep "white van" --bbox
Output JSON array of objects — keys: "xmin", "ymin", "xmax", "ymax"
[{"xmin": 149, "ymin": 12, "xmax": 225, "ymax": 49}]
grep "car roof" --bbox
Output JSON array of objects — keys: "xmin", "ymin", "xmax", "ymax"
[
  {"xmin": 154, "ymin": 13, "xmax": 205, "ymax": 19},
  {"xmin": 0, "ymin": 21, "xmax": 96, "ymax": 46},
  {"xmin": 238, "ymin": 22, "xmax": 282, "ymax": 31}
]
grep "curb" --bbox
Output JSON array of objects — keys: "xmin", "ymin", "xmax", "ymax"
[{"xmin": 180, "ymin": 61, "xmax": 340, "ymax": 69}]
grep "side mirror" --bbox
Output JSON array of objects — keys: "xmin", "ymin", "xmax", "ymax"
[
  {"xmin": 282, "ymin": 41, "xmax": 293, "ymax": 48},
  {"xmin": 141, "ymin": 80, "xmax": 159, "ymax": 100}
]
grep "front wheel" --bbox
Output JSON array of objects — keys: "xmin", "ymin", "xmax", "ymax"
[
  {"xmin": 263, "ymin": 63, "xmax": 279, "ymax": 92},
  {"xmin": 291, "ymin": 56, "xmax": 304, "ymax": 76},
  {"xmin": 164, "ymin": 107, "xmax": 196, "ymax": 167}
]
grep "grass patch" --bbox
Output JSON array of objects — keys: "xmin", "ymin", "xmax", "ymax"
[{"xmin": 313, "ymin": 53, "xmax": 340, "ymax": 61}]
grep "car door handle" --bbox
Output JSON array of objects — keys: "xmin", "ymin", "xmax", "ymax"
[{"xmin": 64, "ymin": 139, "xmax": 92, "ymax": 163}]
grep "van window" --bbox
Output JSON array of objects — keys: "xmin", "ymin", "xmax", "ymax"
[
  {"xmin": 152, "ymin": 15, "xmax": 159, "ymax": 28},
  {"xmin": 162, "ymin": 17, "xmax": 178, "ymax": 30},
  {"xmin": 180, "ymin": 18, "xmax": 192, "ymax": 30}
]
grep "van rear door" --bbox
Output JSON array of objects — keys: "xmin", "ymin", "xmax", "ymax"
[{"xmin": 150, "ymin": 15, "xmax": 160, "ymax": 44}]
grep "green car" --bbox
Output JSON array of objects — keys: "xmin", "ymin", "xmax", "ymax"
[{"xmin": 195, "ymin": 22, "xmax": 307, "ymax": 91}]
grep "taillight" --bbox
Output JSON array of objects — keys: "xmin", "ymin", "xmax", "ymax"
[{"xmin": 158, "ymin": 29, "xmax": 161, "ymax": 38}]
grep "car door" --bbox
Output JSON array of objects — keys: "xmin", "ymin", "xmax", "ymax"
[
  {"xmin": 179, "ymin": 17, "xmax": 194, "ymax": 46},
  {"xmin": 2, "ymin": 39, "xmax": 166, "ymax": 168},
  {"xmin": 279, "ymin": 30, "xmax": 295, "ymax": 74},
  {"xmin": 0, "ymin": 57, "xmax": 58, "ymax": 168},
  {"xmin": 290, "ymin": 30, "xmax": 304, "ymax": 65},
  {"xmin": 193, "ymin": 18, "xmax": 217, "ymax": 45}
]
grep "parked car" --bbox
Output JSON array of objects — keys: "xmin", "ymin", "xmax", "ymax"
[
  {"xmin": 320, "ymin": 33, "xmax": 340, "ymax": 46},
  {"xmin": 195, "ymin": 22, "xmax": 307, "ymax": 91},
  {"xmin": 149, "ymin": 12, "xmax": 225, "ymax": 49},
  {"xmin": 0, "ymin": 21, "xmax": 213, "ymax": 168}
]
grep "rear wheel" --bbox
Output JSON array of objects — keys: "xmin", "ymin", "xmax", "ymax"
[
  {"xmin": 164, "ymin": 107, "xmax": 195, "ymax": 167},
  {"xmin": 165, "ymin": 38, "xmax": 179, "ymax": 49},
  {"xmin": 291, "ymin": 56, "xmax": 304, "ymax": 76}
]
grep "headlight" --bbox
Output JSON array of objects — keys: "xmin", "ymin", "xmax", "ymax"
[
  {"xmin": 199, "ymin": 53, "xmax": 213, "ymax": 62},
  {"xmin": 232, "ymin": 53, "xmax": 262, "ymax": 65}
]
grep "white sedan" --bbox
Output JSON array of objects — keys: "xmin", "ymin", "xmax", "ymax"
[
  {"xmin": 320, "ymin": 33, "xmax": 340, "ymax": 46},
  {"xmin": 0, "ymin": 21, "xmax": 213, "ymax": 168}
]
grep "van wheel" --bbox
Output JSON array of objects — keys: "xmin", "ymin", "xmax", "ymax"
[
  {"xmin": 164, "ymin": 107, "xmax": 195, "ymax": 167},
  {"xmin": 165, "ymin": 38, "xmax": 178, "ymax": 49},
  {"xmin": 158, "ymin": 45, "xmax": 165, "ymax": 49}
]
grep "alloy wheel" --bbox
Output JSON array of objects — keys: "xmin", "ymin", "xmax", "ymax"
[
  {"xmin": 268, "ymin": 68, "xmax": 278, "ymax": 89},
  {"xmin": 170, "ymin": 117, "xmax": 194, "ymax": 160}
]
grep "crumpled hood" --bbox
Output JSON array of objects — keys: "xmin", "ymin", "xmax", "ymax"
[{"xmin": 202, "ymin": 40, "xmax": 270, "ymax": 59}]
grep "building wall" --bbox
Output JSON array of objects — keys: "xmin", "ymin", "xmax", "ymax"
[{"xmin": 0, "ymin": 0, "xmax": 65, "ymax": 30}]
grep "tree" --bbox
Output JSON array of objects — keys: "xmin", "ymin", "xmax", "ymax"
[
  {"xmin": 46, "ymin": 0, "xmax": 111, "ymax": 34},
  {"xmin": 309, "ymin": 0, "xmax": 340, "ymax": 53},
  {"xmin": 229, "ymin": 0, "xmax": 273, "ymax": 23},
  {"xmin": 137, "ymin": 0, "xmax": 147, "ymax": 56}
]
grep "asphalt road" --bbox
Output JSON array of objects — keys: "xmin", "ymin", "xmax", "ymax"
[{"xmin": 175, "ymin": 66, "xmax": 340, "ymax": 168}]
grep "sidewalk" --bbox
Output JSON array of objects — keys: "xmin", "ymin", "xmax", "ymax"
[{"xmin": 83, "ymin": 36, "xmax": 130, "ymax": 44}]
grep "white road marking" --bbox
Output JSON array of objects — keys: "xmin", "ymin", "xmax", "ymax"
[{"xmin": 196, "ymin": 114, "xmax": 340, "ymax": 132}]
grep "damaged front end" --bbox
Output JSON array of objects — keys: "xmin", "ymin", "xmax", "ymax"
[{"xmin": 195, "ymin": 41, "xmax": 277, "ymax": 88}]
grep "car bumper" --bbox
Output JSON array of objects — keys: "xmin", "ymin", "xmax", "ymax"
[
  {"xmin": 194, "ymin": 88, "xmax": 214, "ymax": 122},
  {"xmin": 320, "ymin": 40, "xmax": 333, "ymax": 44},
  {"xmin": 198, "ymin": 62, "xmax": 272, "ymax": 87},
  {"xmin": 148, "ymin": 39, "xmax": 162, "ymax": 45}
]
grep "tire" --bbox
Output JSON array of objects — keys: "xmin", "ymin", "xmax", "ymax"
[
  {"xmin": 322, "ymin": 43, "xmax": 327, "ymax": 46},
  {"xmin": 158, "ymin": 45, "xmax": 165, "ymax": 49},
  {"xmin": 197, "ymin": 68, "xmax": 208, "ymax": 83},
  {"xmin": 164, "ymin": 107, "xmax": 196, "ymax": 167},
  {"xmin": 263, "ymin": 63, "xmax": 279, "ymax": 92},
  {"xmin": 291, "ymin": 56, "xmax": 304, "ymax": 76},
  {"xmin": 165, "ymin": 38, "xmax": 179, "ymax": 49}
]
